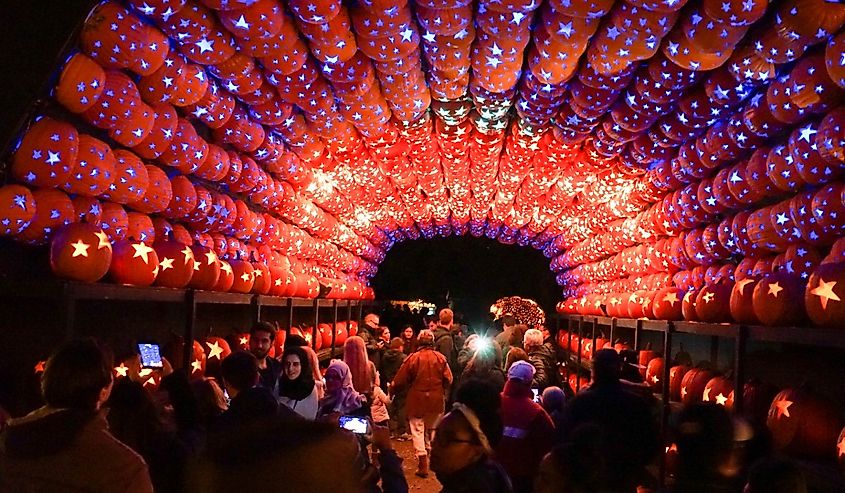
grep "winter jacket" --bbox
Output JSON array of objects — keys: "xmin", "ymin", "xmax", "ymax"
[
  {"xmin": 436, "ymin": 457, "xmax": 512, "ymax": 493},
  {"xmin": 279, "ymin": 384, "xmax": 320, "ymax": 420},
  {"xmin": 528, "ymin": 343, "xmax": 558, "ymax": 390},
  {"xmin": 358, "ymin": 325, "xmax": 381, "ymax": 358},
  {"xmin": 495, "ymin": 379, "xmax": 555, "ymax": 492},
  {"xmin": 560, "ymin": 380, "xmax": 660, "ymax": 492},
  {"xmin": 391, "ymin": 346, "xmax": 453, "ymax": 418},
  {"xmin": 0, "ymin": 407, "xmax": 154, "ymax": 493},
  {"xmin": 371, "ymin": 386, "xmax": 392, "ymax": 423},
  {"xmin": 379, "ymin": 349, "xmax": 407, "ymax": 389}
]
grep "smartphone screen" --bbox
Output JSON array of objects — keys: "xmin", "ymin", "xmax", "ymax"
[
  {"xmin": 339, "ymin": 415, "xmax": 369, "ymax": 434},
  {"xmin": 138, "ymin": 343, "xmax": 163, "ymax": 369},
  {"xmin": 532, "ymin": 388, "xmax": 540, "ymax": 403}
]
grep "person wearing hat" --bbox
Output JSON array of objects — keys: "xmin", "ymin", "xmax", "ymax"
[
  {"xmin": 359, "ymin": 313, "xmax": 382, "ymax": 360},
  {"xmin": 559, "ymin": 348, "xmax": 659, "ymax": 492},
  {"xmin": 494, "ymin": 360, "xmax": 555, "ymax": 493}
]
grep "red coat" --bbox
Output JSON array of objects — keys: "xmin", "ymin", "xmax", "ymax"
[
  {"xmin": 391, "ymin": 346, "xmax": 453, "ymax": 418},
  {"xmin": 494, "ymin": 379, "xmax": 555, "ymax": 485}
]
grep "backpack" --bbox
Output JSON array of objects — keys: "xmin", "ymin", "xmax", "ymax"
[{"xmin": 435, "ymin": 329, "xmax": 461, "ymax": 378}]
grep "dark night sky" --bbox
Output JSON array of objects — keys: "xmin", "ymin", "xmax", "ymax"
[{"xmin": 371, "ymin": 236, "xmax": 561, "ymax": 329}]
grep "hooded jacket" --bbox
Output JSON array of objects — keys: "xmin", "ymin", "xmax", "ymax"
[
  {"xmin": 494, "ymin": 379, "xmax": 555, "ymax": 488},
  {"xmin": 391, "ymin": 346, "xmax": 453, "ymax": 418},
  {"xmin": 0, "ymin": 407, "xmax": 153, "ymax": 493}
]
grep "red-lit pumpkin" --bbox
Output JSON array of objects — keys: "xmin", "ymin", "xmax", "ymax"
[
  {"xmin": 153, "ymin": 235, "xmax": 196, "ymax": 288},
  {"xmin": 16, "ymin": 188, "xmax": 75, "ymax": 246},
  {"xmin": 805, "ymin": 262, "xmax": 845, "ymax": 328},
  {"xmin": 203, "ymin": 336, "xmax": 232, "ymax": 378},
  {"xmin": 50, "ymin": 222, "xmax": 112, "ymax": 283},
  {"xmin": 752, "ymin": 272, "xmax": 808, "ymax": 326},
  {"xmin": 695, "ymin": 279, "xmax": 735, "ymax": 323},
  {"xmin": 0, "ymin": 184, "xmax": 36, "ymax": 236},
  {"xmin": 164, "ymin": 337, "xmax": 206, "ymax": 379},
  {"xmin": 228, "ymin": 255, "xmax": 255, "ymax": 293},
  {"xmin": 109, "ymin": 239, "xmax": 159, "ymax": 286},
  {"xmin": 651, "ymin": 287, "xmax": 684, "ymax": 320},
  {"xmin": 214, "ymin": 259, "xmax": 235, "ymax": 292},
  {"xmin": 187, "ymin": 244, "xmax": 220, "ymax": 290},
  {"xmin": 11, "ymin": 117, "xmax": 78, "ymax": 188},
  {"xmin": 54, "ymin": 53, "xmax": 106, "ymax": 113},
  {"xmin": 681, "ymin": 288, "xmax": 700, "ymax": 321},
  {"xmin": 742, "ymin": 379, "xmax": 779, "ymax": 431},
  {"xmin": 669, "ymin": 365, "xmax": 691, "ymax": 401},
  {"xmin": 767, "ymin": 386, "xmax": 843, "ymax": 460},
  {"xmin": 680, "ymin": 367, "xmax": 715, "ymax": 405},
  {"xmin": 729, "ymin": 276, "xmax": 761, "ymax": 325},
  {"xmin": 702, "ymin": 375, "xmax": 735, "ymax": 410},
  {"xmin": 645, "ymin": 357, "xmax": 665, "ymax": 393}
]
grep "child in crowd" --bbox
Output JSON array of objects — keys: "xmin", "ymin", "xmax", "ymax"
[{"xmin": 371, "ymin": 371, "xmax": 392, "ymax": 429}]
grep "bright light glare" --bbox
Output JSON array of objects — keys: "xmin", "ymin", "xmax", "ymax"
[{"xmin": 473, "ymin": 337, "xmax": 492, "ymax": 353}]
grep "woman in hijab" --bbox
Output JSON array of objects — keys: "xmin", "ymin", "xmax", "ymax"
[
  {"xmin": 317, "ymin": 360, "xmax": 369, "ymax": 421},
  {"xmin": 278, "ymin": 346, "xmax": 319, "ymax": 420}
]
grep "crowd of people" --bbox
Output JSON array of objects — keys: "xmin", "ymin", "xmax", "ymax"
[{"xmin": 0, "ymin": 308, "xmax": 815, "ymax": 493}]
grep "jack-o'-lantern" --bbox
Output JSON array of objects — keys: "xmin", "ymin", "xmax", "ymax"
[{"xmin": 50, "ymin": 222, "xmax": 112, "ymax": 283}]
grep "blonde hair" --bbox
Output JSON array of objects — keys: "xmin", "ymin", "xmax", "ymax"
[
  {"xmin": 343, "ymin": 336, "xmax": 372, "ymax": 394},
  {"xmin": 302, "ymin": 346, "xmax": 325, "ymax": 399},
  {"xmin": 418, "ymin": 329, "xmax": 435, "ymax": 345},
  {"xmin": 439, "ymin": 308, "xmax": 453, "ymax": 325},
  {"xmin": 523, "ymin": 328, "xmax": 544, "ymax": 349}
]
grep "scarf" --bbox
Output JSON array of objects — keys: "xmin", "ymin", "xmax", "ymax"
[
  {"xmin": 278, "ymin": 347, "xmax": 316, "ymax": 401},
  {"xmin": 319, "ymin": 360, "xmax": 366, "ymax": 414}
]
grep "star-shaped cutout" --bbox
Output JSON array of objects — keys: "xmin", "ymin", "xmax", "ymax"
[
  {"xmin": 95, "ymin": 231, "xmax": 111, "ymax": 251},
  {"xmin": 70, "ymin": 239, "xmax": 90, "ymax": 258},
  {"xmin": 239, "ymin": 336, "xmax": 249, "ymax": 346},
  {"xmin": 715, "ymin": 393, "xmax": 728, "ymax": 406},
  {"xmin": 159, "ymin": 257, "xmax": 175, "ymax": 271},
  {"xmin": 810, "ymin": 279, "xmax": 841, "ymax": 310},
  {"xmin": 191, "ymin": 358, "xmax": 203, "ymax": 373},
  {"xmin": 703, "ymin": 386, "xmax": 712, "ymax": 401},
  {"xmin": 114, "ymin": 362, "xmax": 129, "ymax": 377},
  {"xmin": 768, "ymin": 282, "xmax": 784, "ymax": 298},
  {"xmin": 206, "ymin": 340, "xmax": 224, "ymax": 360},
  {"xmin": 221, "ymin": 262, "xmax": 233, "ymax": 276},
  {"xmin": 774, "ymin": 398, "xmax": 793, "ymax": 419},
  {"xmin": 240, "ymin": 272, "xmax": 251, "ymax": 282},
  {"xmin": 132, "ymin": 242, "xmax": 155, "ymax": 264}
]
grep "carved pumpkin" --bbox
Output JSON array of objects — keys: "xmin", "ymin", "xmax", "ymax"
[
  {"xmin": 0, "ymin": 184, "xmax": 36, "ymax": 236},
  {"xmin": 153, "ymin": 235, "xmax": 195, "ymax": 288},
  {"xmin": 11, "ymin": 117, "xmax": 77, "ymax": 188},
  {"xmin": 16, "ymin": 188, "xmax": 75, "ymax": 246},
  {"xmin": 109, "ymin": 238, "xmax": 159, "ymax": 286},
  {"xmin": 164, "ymin": 337, "xmax": 206, "ymax": 380},
  {"xmin": 203, "ymin": 336, "xmax": 232, "ymax": 379},
  {"xmin": 681, "ymin": 288, "xmax": 700, "ymax": 321},
  {"xmin": 228, "ymin": 255, "xmax": 255, "ymax": 293},
  {"xmin": 54, "ymin": 53, "xmax": 106, "ymax": 113},
  {"xmin": 767, "ymin": 386, "xmax": 843, "ymax": 460},
  {"xmin": 695, "ymin": 279, "xmax": 735, "ymax": 323},
  {"xmin": 187, "ymin": 244, "xmax": 220, "ymax": 290},
  {"xmin": 729, "ymin": 276, "xmax": 761, "ymax": 325},
  {"xmin": 213, "ymin": 259, "xmax": 235, "ymax": 292},
  {"xmin": 804, "ymin": 262, "xmax": 845, "ymax": 328},
  {"xmin": 752, "ymin": 272, "xmax": 808, "ymax": 326},
  {"xmin": 50, "ymin": 222, "xmax": 112, "ymax": 283},
  {"xmin": 669, "ymin": 365, "xmax": 691, "ymax": 401},
  {"xmin": 651, "ymin": 287, "xmax": 684, "ymax": 321},
  {"xmin": 742, "ymin": 378, "xmax": 778, "ymax": 431},
  {"xmin": 62, "ymin": 134, "xmax": 115, "ymax": 197},
  {"xmin": 702, "ymin": 375, "xmax": 735, "ymax": 410},
  {"xmin": 680, "ymin": 367, "xmax": 715, "ymax": 405},
  {"xmin": 250, "ymin": 254, "xmax": 272, "ymax": 295},
  {"xmin": 645, "ymin": 357, "xmax": 665, "ymax": 393}
]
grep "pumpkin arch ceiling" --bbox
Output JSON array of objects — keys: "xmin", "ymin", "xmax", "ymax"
[{"xmin": 3, "ymin": 0, "xmax": 845, "ymax": 302}]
